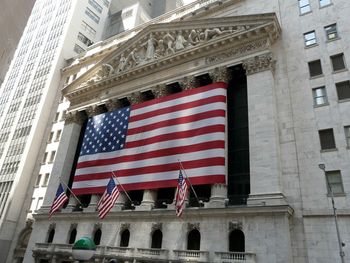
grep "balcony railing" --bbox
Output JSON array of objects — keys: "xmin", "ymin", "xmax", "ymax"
[
  {"xmin": 174, "ymin": 249, "xmax": 209, "ymax": 262},
  {"xmin": 215, "ymin": 251, "xmax": 256, "ymax": 262},
  {"xmin": 137, "ymin": 248, "xmax": 169, "ymax": 260}
]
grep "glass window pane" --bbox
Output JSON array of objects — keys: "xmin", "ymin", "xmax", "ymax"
[{"xmin": 320, "ymin": 0, "xmax": 331, "ymax": 7}]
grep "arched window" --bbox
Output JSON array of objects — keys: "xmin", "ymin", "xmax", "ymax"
[
  {"xmin": 93, "ymin": 229, "xmax": 102, "ymax": 245},
  {"xmin": 187, "ymin": 229, "xmax": 200, "ymax": 250},
  {"xmin": 47, "ymin": 229, "xmax": 55, "ymax": 243},
  {"xmin": 120, "ymin": 229, "xmax": 130, "ymax": 247},
  {"xmin": 229, "ymin": 229, "xmax": 245, "ymax": 252},
  {"xmin": 68, "ymin": 228, "xmax": 77, "ymax": 244},
  {"xmin": 151, "ymin": 229, "xmax": 162, "ymax": 249}
]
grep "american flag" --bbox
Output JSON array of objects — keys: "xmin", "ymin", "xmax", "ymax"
[
  {"xmin": 49, "ymin": 183, "xmax": 68, "ymax": 219},
  {"xmin": 72, "ymin": 82, "xmax": 227, "ymax": 195},
  {"xmin": 175, "ymin": 170, "xmax": 188, "ymax": 217},
  {"xmin": 98, "ymin": 177, "xmax": 120, "ymax": 219}
]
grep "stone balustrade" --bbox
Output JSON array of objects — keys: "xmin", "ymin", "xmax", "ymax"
[{"xmin": 33, "ymin": 243, "xmax": 256, "ymax": 263}]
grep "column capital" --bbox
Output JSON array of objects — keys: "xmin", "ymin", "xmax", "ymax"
[
  {"xmin": 209, "ymin": 67, "xmax": 232, "ymax": 83},
  {"xmin": 105, "ymin": 99, "xmax": 122, "ymax": 111},
  {"xmin": 180, "ymin": 75, "xmax": 198, "ymax": 91},
  {"xmin": 128, "ymin": 91, "xmax": 143, "ymax": 105},
  {"xmin": 242, "ymin": 53, "xmax": 274, "ymax": 75},
  {"xmin": 86, "ymin": 105, "xmax": 105, "ymax": 117},
  {"xmin": 153, "ymin": 84, "xmax": 169, "ymax": 99},
  {"xmin": 65, "ymin": 111, "xmax": 86, "ymax": 125}
]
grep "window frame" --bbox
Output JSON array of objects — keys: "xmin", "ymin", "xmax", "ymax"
[
  {"xmin": 344, "ymin": 126, "xmax": 350, "ymax": 148},
  {"xmin": 324, "ymin": 23, "xmax": 338, "ymax": 41},
  {"xmin": 318, "ymin": 128, "xmax": 336, "ymax": 151},
  {"xmin": 325, "ymin": 170, "xmax": 345, "ymax": 195},
  {"xmin": 330, "ymin": 53, "xmax": 346, "ymax": 72},
  {"xmin": 335, "ymin": 80, "xmax": 350, "ymax": 101},
  {"xmin": 312, "ymin": 86, "xmax": 328, "ymax": 107},
  {"xmin": 308, "ymin": 59, "xmax": 323, "ymax": 78},
  {"xmin": 298, "ymin": 0, "xmax": 311, "ymax": 14},
  {"xmin": 304, "ymin": 30, "xmax": 317, "ymax": 47},
  {"xmin": 319, "ymin": 0, "xmax": 332, "ymax": 8}
]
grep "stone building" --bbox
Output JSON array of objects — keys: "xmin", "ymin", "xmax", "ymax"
[{"xmin": 25, "ymin": 0, "xmax": 350, "ymax": 262}]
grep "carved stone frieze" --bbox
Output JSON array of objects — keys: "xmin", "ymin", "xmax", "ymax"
[
  {"xmin": 209, "ymin": 67, "xmax": 232, "ymax": 83},
  {"xmin": 64, "ymin": 111, "xmax": 86, "ymax": 125},
  {"xmin": 129, "ymin": 92, "xmax": 143, "ymax": 105},
  {"xmin": 242, "ymin": 53, "xmax": 274, "ymax": 75},
  {"xmin": 188, "ymin": 223, "xmax": 200, "ymax": 231},
  {"xmin": 181, "ymin": 75, "xmax": 198, "ymax": 90}
]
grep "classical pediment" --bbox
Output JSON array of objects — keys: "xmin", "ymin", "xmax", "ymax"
[{"xmin": 63, "ymin": 13, "xmax": 280, "ymax": 106}]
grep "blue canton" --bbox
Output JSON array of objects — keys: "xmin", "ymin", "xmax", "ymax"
[
  {"xmin": 80, "ymin": 107, "xmax": 131, "ymax": 156},
  {"xmin": 106, "ymin": 178, "xmax": 116, "ymax": 195}
]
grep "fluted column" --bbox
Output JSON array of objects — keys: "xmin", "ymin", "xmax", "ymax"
[
  {"xmin": 86, "ymin": 194, "xmax": 100, "ymax": 212},
  {"xmin": 42, "ymin": 111, "xmax": 87, "ymax": 209},
  {"xmin": 243, "ymin": 53, "xmax": 286, "ymax": 206},
  {"xmin": 138, "ymin": 189, "xmax": 157, "ymax": 211}
]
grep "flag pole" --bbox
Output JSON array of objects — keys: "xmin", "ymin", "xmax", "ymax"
[
  {"xmin": 177, "ymin": 159, "xmax": 202, "ymax": 206},
  {"xmin": 59, "ymin": 178, "xmax": 82, "ymax": 205},
  {"xmin": 111, "ymin": 171, "xmax": 134, "ymax": 206}
]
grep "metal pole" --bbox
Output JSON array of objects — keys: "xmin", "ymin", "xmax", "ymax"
[
  {"xmin": 178, "ymin": 159, "xmax": 202, "ymax": 206},
  {"xmin": 111, "ymin": 171, "xmax": 134, "ymax": 206},
  {"xmin": 319, "ymin": 164, "xmax": 345, "ymax": 263}
]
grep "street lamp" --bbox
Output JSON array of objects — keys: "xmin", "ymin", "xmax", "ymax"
[
  {"xmin": 318, "ymin": 164, "xmax": 345, "ymax": 263},
  {"xmin": 72, "ymin": 237, "xmax": 96, "ymax": 262}
]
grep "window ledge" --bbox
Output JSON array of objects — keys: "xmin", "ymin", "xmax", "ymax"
[
  {"xmin": 320, "ymin": 148, "xmax": 338, "ymax": 153},
  {"xmin": 320, "ymin": 3, "xmax": 333, "ymax": 9},
  {"xmin": 305, "ymin": 43, "xmax": 318, "ymax": 49},
  {"xmin": 338, "ymin": 98, "xmax": 350, "ymax": 103},
  {"xmin": 332, "ymin": 68, "xmax": 347, "ymax": 74},
  {"xmin": 309, "ymin": 74, "xmax": 324, "ymax": 80},
  {"xmin": 300, "ymin": 10, "xmax": 312, "ymax": 16},
  {"xmin": 327, "ymin": 193, "xmax": 345, "ymax": 197},
  {"xmin": 326, "ymin": 37, "xmax": 341, "ymax": 43},
  {"xmin": 314, "ymin": 102, "xmax": 329, "ymax": 108}
]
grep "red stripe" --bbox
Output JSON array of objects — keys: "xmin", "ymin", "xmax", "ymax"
[
  {"xmin": 75, "ymin": 157, "xmax": 224, "ymax": 181},
  {"xmin": 72, "ymin": 174, "xmax": 225, "ymax": 195},
  {"xmin": 77, "ymin": 140, "xmax": 224, "ymax": 169},
  {"xmin": 131, "ymin": 82, "xmax": 228, "ymax": 111},
  {"xmin": 130, "ymin": 95, "xmax": 226, "ymax": 122},
  {"xmin": 126, "ymin": 124, "xmax": 225, "ymax": 148},
  {"xmin": 128, "ymin": 109, "xmax": 225, "ymax": 135}
]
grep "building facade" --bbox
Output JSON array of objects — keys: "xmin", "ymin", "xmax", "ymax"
[{"xmin": 25, "ymin": 0, "xmax": 350, "ymax": 263}]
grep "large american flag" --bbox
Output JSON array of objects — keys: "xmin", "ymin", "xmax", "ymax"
[
  {"xmin": 175, "ymin": 170, "xmax": 188, "ymax": 217},
  {"xmin": 98, "ymin": 177, "xmax": 120, "ymax": 219},
  {"xmin": 72, "ymin": 82, "xmax": 227, "ymax": 195},
  {"xmin": 49, "ymin": 183, "xmax": 68, "ymax": 219}
]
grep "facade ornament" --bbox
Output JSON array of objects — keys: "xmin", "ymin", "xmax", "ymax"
[
  {"xmin": 99, "ymin": 64, "xmax": 114, "ymax": 78},
  {"xmin": 64, "ymin": 111, "xmax": 86, "ymax": 125},
  {"xmin": 188, "ymin": 222, "xmax": 200, "ymax": 231},
  {"xmin": 154, "ymin": 39, "xmax": 165, "ymax": 58},
  {"xmin": 229, "ymin": 221, "xmax": 243, "ymax": 231},
  {"xmin": 105, "ymin": 99, "xmax": 122, "ymax": 111},
  {"xmin": 142, "ymin": 33, "xmax": 157, "ymax": 61},
  {"xmin": 153, "ymin": 84, "xmax": 169, "ymax": 98},
  {"xmin": 163, "ymin": 32, "xmax": 176, "ymax": 56},
  {"xmin": 242, "ymin": 53, "xmax": 274, "ymax": 75},
  {"xmin": 86, "ymin": 105, "xmax": 105, "ymax": 117},
  {"xmin": 181, "ymin": 75, "xmax": 198, "ymax": 90},
  {"xmin": 151, "ymin": 223, "xmax": 162, "ymax": 232},
  {"xmin": 188, "ymin": 29, "xmax": 200, "ymax": 46},
  {"xmin": 120, "ymin": 223, "xmax": 130, "ymax": 231},
  {"xmin": 129, "ymin": 92, "xmax": 143, "ymax": 105},
  {"xmin": 209, "ymin": 67, "xmax": 232, "ymax": 83},
  {"xmin": 175, "ymin": 31, "xmax": 187, "ymax": 51}
]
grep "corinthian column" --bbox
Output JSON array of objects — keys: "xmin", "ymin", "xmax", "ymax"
[{"xmin": 243, "ymin": 53, "xmax": 286, "ymax": 206}]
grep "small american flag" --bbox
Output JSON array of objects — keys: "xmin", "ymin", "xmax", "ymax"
[
  {"xmin": 49, "ymin": 183, "xmax": 68, "ymax": 219},
  {"xmin": 175, "ymin": 170, "xmax": 188, "ymax": 217},
  {"xmin": 98, "ymin": 177, "xmax": 120, "ymax": 219}
]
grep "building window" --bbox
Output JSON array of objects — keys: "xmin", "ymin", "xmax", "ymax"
[
  {"xmin": 325, "ymin": 170, "xmax": 344, "ymax": 195},
  {"xmin": 102, "ymin": 0, "xmax": 110, "ymax": 7},
  {"xmin": 42, "ymin": 173, "xmax": 50, "ymax": 186},
  {"xmin": 93, "ymin": 228, "xmax": 102, "ymax": 245},
  {"xmin": 88, "ymin": 0, "xmax": 102, "ymax": 13},
  {"xmin": 308, "ymin": 60, "xmax": 323, "ymax": 77},
  {"xmin": 120, "ymin": 229, "xmax": 130, "ymax": 247},
  {"xmin": 298, "ymin": 0, "xmax": 311, "ymax": 14},
  {"xmin": 336, "ymin": 81, "xmax": 350, "ymax": 100},
  {"xmin": 77, "ymin": 32, "xmax": 94, "ymax": 47},
  {"xmin": 85, "ymin": 7, "xmax": 100, "ymax": 23},
  {"xmin": 345, "ymin": 126, "xmax": 350, "ymax": 148},
  {"xmin": 47, "ymin": 228, "xmax": 55, "ymax": 243},
  {"xmin": 304, "ymin": 31, "xmax": 317, "ymax": 46},
  {"xmin": 81, "ymin": 21, "xmax": 96, "ymax": 37},
  {"xmin": 36, "ymin": 197, "xmax": 43, "ymax": 211},
  {"xmin": 68, "ymin": 228, "xmax": 77, "ymax": 244},
  {"xmin": 330, "ymin": 53, "xmax": 346, "ymax": 72},
  {"xmin": 42, "ymin": 152, "xmax": 48, "ymax": 163},
  {"xmin": 229, "ymin": 229, "xmax": 245, "ymax": 252},
  {"xmin": 325, "ymin": 24, "xmax": 338, "ymax": 40},
  {"xmin": 151, "ymin": 229, "xmax": 163, "ymax": 249},
  {"xmin": 319, "ymin": 0, "xmax": 331, "ymax": 7},
  {"xmin": 319, "ymin": 129, "xmax": 336, "ymax": 150},
  {"xmin": 48, "ymin": 131, "xmax": 54, "ymax": 142},
  {"xmin": 49, "ymin": 151, "xmax": 56, "ymax": 163},
  {"xmin": 74, "ymin": 44, "xmax": 85, "ymax": 54},
  {"xmin": 55, "ymin": 130, "xmax": 62, "ymax": 141},
  {"xmin": 187, "ymin": 229, "xmax": 201, "ymax": 250},
  {"xmin": 312, "ymin": 87, "xmax": 328, "ymax": 106},
  {"xmin": 35, "ymin": 174, "xmax": 42, "ymax": 187}
]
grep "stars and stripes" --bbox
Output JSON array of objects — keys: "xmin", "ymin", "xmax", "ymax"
[
  {"xmin": 175, "ymin": 170, "xmax": 188, "ymax": 217},
  {"xmin": 97, "ymin": 177, "xmax": 120, "ymax": 219},
  {"xmin": 72, "ymin": 82, "xmax": 227, "ymax": 195},
  {"xmin": 49, "ymin": 183, "xmax": 68, "ymax": 219}
]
